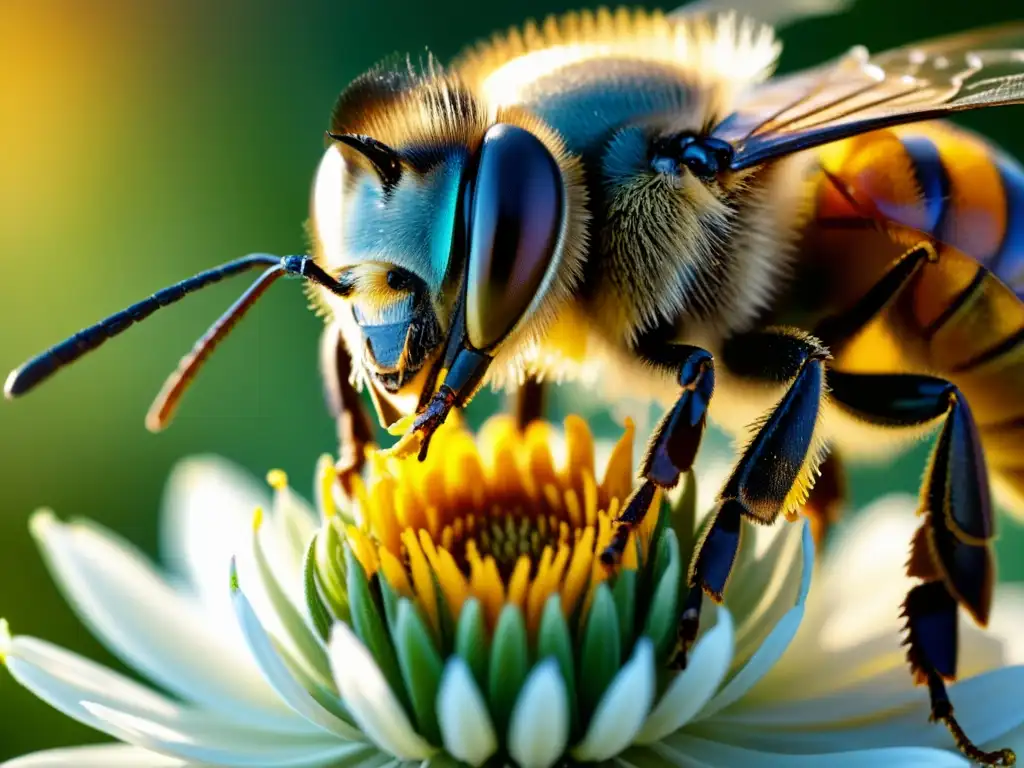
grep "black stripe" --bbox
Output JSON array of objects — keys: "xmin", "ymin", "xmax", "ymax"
[
  {"xmin": 901, "ymin": 135, "xmax": 951, "ymax": 239},
  {"xmin": 921, "ymin": 266, "xmax": 987, "ymax": 340},
  {"xmin": 950, "ymin": 326, "xmax": 1024, "ymax": 373},
  {"xmin": 989, "ymin": 151, "xmax": 1024, "ymax": 288}
]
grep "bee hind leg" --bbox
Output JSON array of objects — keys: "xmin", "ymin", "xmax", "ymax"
[{"xmin": 828, "ymin": 370, "xmax": 1014, "ymax": 767}]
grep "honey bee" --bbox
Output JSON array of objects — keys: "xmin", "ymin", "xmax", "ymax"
[{"xmin": 6, "ymin": 1, "xmax": 1024, "ymax": 762}]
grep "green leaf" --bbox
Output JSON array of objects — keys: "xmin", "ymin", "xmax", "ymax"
[
  {"xmin": 394, "ymin": 599, "xmax": 444, "ymax": 745},
  {"xmin": 612, "ymin": 569, "xmax": 637, "ymax": 652},
  {"xmin": 344, "ymin": 545, "xmax": 411, "ymax": 714},
  {"xmin": 579, "ymin": 582, "xmax": 621, "ymax": 718},
  {"xmin": 642, "ymin": 529, "xmax": 682, "ymax": 663},
  {"xmin": 488, "ymin": 604, "xmax": 529, "ymax": 737},
  {"xmin": 303, "ymin": 535, "xmax": 332, "ymax": 641},
  {"xmin": 537, "ymin": 594, "xmax": 577, "ymax": 734},
  {"xmin": 455, "ymin": 598, "xmax": 489, "ymax": 688}
]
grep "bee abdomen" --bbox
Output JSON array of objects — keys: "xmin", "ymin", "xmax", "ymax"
[
  {"xmin": 896, "ymin": 125, "xmax": 1024, "ymax": 296},
  {"xmin": 828, "ymin": 123, "xmax": 1024, "ymax": 513}
]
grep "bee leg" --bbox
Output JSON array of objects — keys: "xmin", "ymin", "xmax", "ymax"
[
  {"xmin": 814, "ymin": 241, "xmax": 935, "ymax": 352},
  {"xmin": 670, "ymin": 497, "xmax": 745, "ymax": 668},
  {"xmin": 717, "ymin": 328, "xmax": 830, "ymax": 525},
  {"xmin": 512, "ymin": 375, "xmax": 547, "ymax": 430},
  {"xmin": 320, "ymin": 325, "xmax": 375, "ymax": 496},
  {"xmin": 600, "ymin": 345, "xmax": 714, "ymax": 567},
  {"xmin": 672, "ymin": 329, "xmax": 829, "ymax": 666},
  {"xmin": 828, "ymin": 370, "xmax": 1013, "ymax": 767},
  {"xmin": 803, "ymin": 450, "xmax": 846, "ymax": 548}
]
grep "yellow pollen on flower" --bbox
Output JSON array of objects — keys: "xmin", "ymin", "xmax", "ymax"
[
  {"xmin": 266, "ymin": 469, "xmax": 288, "ymax": 491},
  {"xmin": 342, "ymin": 415, "xmax": 662, "ymax": 635}
]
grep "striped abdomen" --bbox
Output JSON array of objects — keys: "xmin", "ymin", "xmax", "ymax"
[{"xmin": 813, "ymin": 123, "xmax": 1024, "ymax": 513}]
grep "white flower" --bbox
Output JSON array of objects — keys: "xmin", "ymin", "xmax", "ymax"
[{"xmin": 3, "ymin": 417, "xmax": 1024, "ymax": 767}]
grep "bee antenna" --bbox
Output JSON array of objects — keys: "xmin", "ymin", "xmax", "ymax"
[{"xmin": 5, "ymin": 254, "xmax": 351, "ymax": 431}]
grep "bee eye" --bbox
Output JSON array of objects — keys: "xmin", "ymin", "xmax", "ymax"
[
  {"xmin": 463, "ymin": 123, "xmax": 563, "ymax": 352},
  {"xmin": 652, "ymin": 134, "xmax": 735, "ymax": 180},
  {"xmin": 386, "ymin": 269, "xmax": 412, "ymax": 291}
]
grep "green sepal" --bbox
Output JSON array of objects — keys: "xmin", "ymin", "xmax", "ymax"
[
  {"xmin": 315, "ymin": 518, "xmax": 349, "ymax": 618},
  {"xmin": 673, "ymin": 469, "xmax": 699, "ymax": 563},
  {"xmin": 432, "ymin": 576, "xmax": 456, "ymax": 656},
  {"xmin": 488, "ymin": 604, "xmax": 529, "ymax": 738},
  {"xmin": 537, "ymin": 595, "xmax": 577, "ymax": 735},
  {"xmin": 579, "ymin": 582, "xmax": 621, "ymax": 718},
  {"xmin": 642, "ymin": 528, "xmax": 682, "ymax": 664},
  {"xmin": 455, "ymin": 598, "xmax": 489, "ymax": 688},
  {"xmin": 393, "ymin": 598, "xmax": 444, "ymax": 745},
  {"xmin": 376, "ymin": 571, "xmax": 401, "ymax": 637},
  {"xmin": 651, "ymin": 525, "xmax": 673, "ymax": 587},
  {"xmin": 303, "ymin": 535, "xmax": 332, "ymax": 641},
  {"xmin": 343, "ymin": 544, "xmax": 411, "ymax": 714},
  {"xmin": 612, "ymin": 569, "xmax": 637, "ymax": 653}
]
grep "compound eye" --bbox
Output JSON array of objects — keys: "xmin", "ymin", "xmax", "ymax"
[{"xmin": 465, "ymin": 124, "xmax": 564, "ymax": 352}]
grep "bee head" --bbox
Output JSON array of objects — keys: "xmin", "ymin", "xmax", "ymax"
[{"xmin": 311, "ymin": 60, "xmax": 588, "ymax": 425}]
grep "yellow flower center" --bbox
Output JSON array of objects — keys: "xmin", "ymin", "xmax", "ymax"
[{"xmin": 342, "ymin": 415, "xmax": 661, "ymax": 635}]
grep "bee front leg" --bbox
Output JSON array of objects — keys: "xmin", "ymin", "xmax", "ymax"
[
  {"xmin": 600, "ymin": 344, "xmax": 715, "ymax": 567},
  {"xmin": 828, "ymin": 370, "xmax": 1014, "ymax": 766},
  {"xmin": 320, "ymin": 325, "xmax": 375, "ymax": 495},
  {"xmin": 676, "ymin": 328, "xmax": 830, "ymax": 666},
  {"xmin": 512, "ymin": 375, "xmax": 547, "ymax": 430}
]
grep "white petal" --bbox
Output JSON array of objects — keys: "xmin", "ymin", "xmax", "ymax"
[
  {"xmin": 636, "ymin": 608, "xmax": 734, "ymax": 744},
  {"xmin": 1, "ymin": 745, "xmax": 187, "ymax": 767},
  {"xmin": 656, "ymin": 734, "xmax": 969, "ymax": 767},
  {"xmin": 83, "ymin": 702, "xmax": 376, "ymax": 767},
  {"xmin": 235, "ymin": 514, "xmax": 333, "ymax": 690},
  {"xmin": 696, "ymin": 522, "xmax": 812, "ymax": 720},
  {"xmin": 266, "ymin": 477, "xmax": 321, "ymax": 607},
  {"xmin": 618, "ymin": 744, "xmax": 711, "ymax": 768},
  {"xmin": 30, "ymin": 511, "xmax": 295, "ymax": 727},
  {"xmin": 507, "ymin": 659, "xmax": 571, "ymax": 768},
  {"xmin": 328, "ymin": 622, "xmax": 435, "ymax": 760},
  {"xmin": 233, "ymin": 589, "xmax": 363, "ymax": 740},
  {"xmin": 160, "ymin": 457, "xmax": 268, "ymax": 619},
  {"xmin": 728, "ymin": 518, "xmax": 808, "ymax": 666},
  {"xmin": 2, "ymin": 632, "xmax": 355, "ymax": 766},
  {"xmin": 573, "ymin": 639, "xmax": 656, "ymax": 762},
  {"xmin": 436, "ymin": 658, "xmax": 498, "ymax": 766},
  {"xmin": 694, "ymin": 666, "xmax": 1024, "ymax": 755}
]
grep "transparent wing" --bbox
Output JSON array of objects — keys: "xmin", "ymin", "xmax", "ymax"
[
  {"xmin": 713, "ymin": 24, "xmax": 1024, "ymax": 169},
  {"xmin": 669, "ymin": 0, "xmax": 854, "ymax": 29}
]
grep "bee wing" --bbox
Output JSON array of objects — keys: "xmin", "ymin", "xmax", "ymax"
[
  {"xmin": 670, "ymin": 0, "xmax": 853, "ymax": 29},
  {"xmin": 714, "ymin": 24, "xmax": 1024, "ymax": 169}
]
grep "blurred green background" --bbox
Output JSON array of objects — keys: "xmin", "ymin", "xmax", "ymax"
[{"xmin": 1, "ymin": 0, "xmax": 1022, "ymax": 759}]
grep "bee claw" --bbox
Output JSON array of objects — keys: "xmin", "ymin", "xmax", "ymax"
[{"xmin": 382, "ymin": 386, "xmax": 457, "ymax": 462}]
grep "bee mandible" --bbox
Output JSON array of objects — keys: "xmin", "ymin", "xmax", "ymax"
[{"xmin": 7, "ymin": 2, "xmax": 1024, "ymax": 762}]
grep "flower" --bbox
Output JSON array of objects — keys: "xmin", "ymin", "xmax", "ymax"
[{"xmin": 3, "ymin": 415, "xmax": 1024, "ymax": 767}]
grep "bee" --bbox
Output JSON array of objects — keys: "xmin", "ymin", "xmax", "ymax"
[{"xmin": 6, "ymin": 1, "xmax": 1024, "ymax": 762}]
